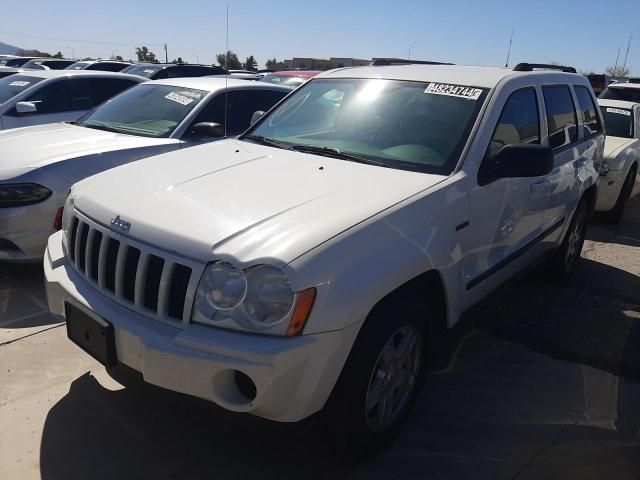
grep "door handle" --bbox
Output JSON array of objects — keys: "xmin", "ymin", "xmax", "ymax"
[
  {"xmin": 530, "ymin": 178, "xmax": 549, "ymax": 193},
  {"xmin": 573, "ymin": 158, "xmax": 588, "ymax": 168}
]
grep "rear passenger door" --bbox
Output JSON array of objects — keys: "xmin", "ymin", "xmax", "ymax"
[{"xmin": 539, "ymin": 85, "xmax": 600, "ymax": 240}]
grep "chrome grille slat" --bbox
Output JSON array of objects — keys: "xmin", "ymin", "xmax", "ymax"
[
  {"xmin": 84, "ymin": 228, "xmax": 96, "ymax": 279},
  {"xmin": 157, "ymin": 262, "xmax": 175, "ymax": 317},
  {"xmin": 97, "ymin": 234, "xmax": 109, "ymax": 287},
  {"xmin": 114, "ymin": 243, "xmax": 129, "ymax": 298},
  {"xmin": 68, "ymin": 213, "xmax": 196, "ymax": 325},
  {"xmin": 134, "ymin": 253, "xmax": 150, "ymax": 307}
]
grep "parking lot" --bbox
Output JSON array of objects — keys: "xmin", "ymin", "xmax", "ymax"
[{"xmin": 1, "ymin": 186, "xmax": 639, "ymax": 480}]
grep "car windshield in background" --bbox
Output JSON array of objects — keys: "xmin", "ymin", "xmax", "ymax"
[
  {"xmin": 601, "ymin": 107, "xmax": 634, "ymax": 138},
  {"xmin": 121, "ymin": 65, "xmax": 163, "ymax": 78},
  {"xmin": 78, "ymin": 84, "xmax": 207, "ymax": 138},
  {"xmin": 246, "ymin": 78, "xmax": 487, "ymax": 174},
  {"xmin": 600, "ymin": 87, "xmax": 640, "ymax": 103},
  {"xmin": 0, "ymin": 75, "xmax": 43, "ymax": 104},
  {"xmin": 65, "ymin": 62, "xmax": 91, "ymax": 70},
  {"xmin": 1, "ymin": 58, "xmax": 33, "ymax": 67},
  {"xmin": 260, "ymin": 74, "xmax": 307, "ymax": 87}
]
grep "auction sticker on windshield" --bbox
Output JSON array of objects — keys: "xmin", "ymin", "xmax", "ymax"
[
  {"xmin": 607, "ymin": 107, "xmax": 631, "ymax": 116},
  {"xmin": 165, "ymin": 91, "xmax": 195, "ymax": 106},
  {"xmin": 9, "ymin": 81, "xmax": 30, "ymax": 87},
  {"xmin": 425, "ymin": 83, "xmax": 483, "ymax": 100}
]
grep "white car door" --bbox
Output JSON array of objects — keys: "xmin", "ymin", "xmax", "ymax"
[
  {"xmin": 462, "ymin": 83, "xmax": 551, "ymax": 308},
  {"xmin": 0, "ymin": 78, "xmax": 92, "ymax": 130}
]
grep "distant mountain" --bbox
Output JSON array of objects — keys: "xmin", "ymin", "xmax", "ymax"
[{"xmin": 0, "ymin": 42, "xmax": 21, "ymax": 55}]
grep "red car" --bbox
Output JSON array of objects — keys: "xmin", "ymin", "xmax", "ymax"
[{"xmin": 259, "ymin": 70, "xmax": 321, "ymax": 88}]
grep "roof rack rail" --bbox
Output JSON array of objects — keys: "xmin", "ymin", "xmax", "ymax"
[
  {"xmin": 370, "ymin": 58, "xmax": 454, "ymax": 66},
  {"xmin": 513, "ymin": 63, "xmax": 577, "ymax": 74}
]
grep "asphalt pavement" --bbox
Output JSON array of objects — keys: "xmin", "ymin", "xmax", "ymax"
[{"xmin": 1, "ymin": 188, "xmax": 639, "ymax": 479}]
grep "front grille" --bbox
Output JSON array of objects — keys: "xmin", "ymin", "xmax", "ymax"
[{"xmin": 67, "ymin": 214, "xmax": 195, "ymax": 323}]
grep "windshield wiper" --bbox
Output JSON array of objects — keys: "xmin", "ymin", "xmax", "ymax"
[
  {"xmin": 242, "ymin": 134, "xmax": 294, "ymax": 150},
  {"xmin": 290, "ymin": 145, "xmax": 388, "ymax": 168}
]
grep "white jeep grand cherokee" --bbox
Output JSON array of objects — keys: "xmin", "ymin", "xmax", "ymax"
[{"xmin": 44, "ymin": 63, "xmax": 603, "ymax": 455}]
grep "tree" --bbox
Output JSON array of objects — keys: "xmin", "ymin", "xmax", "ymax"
[
  {"xmin": 171, "ymin": 57, "xmax": 185, "ymax": 64},
  {"xmin": 243, "ymin": 55, "xmax": 257, "ymax": 71},
  {"xmin": 216, "ymin": 50, "xmax": 242, "ymax": 70},
  {"xmin": 135, "ymin": 46, "xmax": 157, "ymax": 62},
  {"xmin": 265, "ymin": 57, "xmax": 278, "ymax": 69},
  {"xmin": 53, "ymin": 51, "xmax": 63, "ymax": 59},
  {"xmin": 16, "ymin": 48, "xmax": 53, "ymax": 58},
  {"xmin": 114, "ymin": 55, "xmax": 124, "ymax": 61},
  {"xmin": 606, "ymin": 65, "xmax": 630, "ymax": 78}
]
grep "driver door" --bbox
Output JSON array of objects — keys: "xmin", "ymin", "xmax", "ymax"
[{"xmin": 463, "ymin": 85, "xmax": 551, "ymax": 308}]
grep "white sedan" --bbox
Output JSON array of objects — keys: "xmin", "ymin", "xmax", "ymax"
[
  {"xmin": 596, "ymin": 99, "xmax": 640, "ymax": 222},
  {"xmin": 0, "ymin": 77, "xmax": 289, "ymax": 261},
  {"xmin": 0, "ymin": 70, "xmax": 144, "ymax": 130}
]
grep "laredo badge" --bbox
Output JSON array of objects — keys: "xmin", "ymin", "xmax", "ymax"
[{"xmin": 425, "ymin": 83, "xmax": 483, "ymax": 100}]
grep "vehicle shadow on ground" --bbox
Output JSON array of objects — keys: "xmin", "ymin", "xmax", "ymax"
[
  {"xmin": 0, "ymin": 262, "xmax": 56, "ymax": 328},
  {"xmin": 39, "ymin": 332, "xmax": 640, "ymax": 480},
  {"xmin": 477, "ymin": 257, "xmax": 640, "ymax": 382}
]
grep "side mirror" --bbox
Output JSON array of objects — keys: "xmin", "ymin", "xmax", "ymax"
[
  {"xmin": 190, "ymin": 122, "xmax": 224, "ymax": 138},
  {"xmin": 250, "ymin": 110, "xmax": 265, "ymax": 125},
  {"xmin": 479, "ymin": 144, "xmax": 554, "ymax": 185},
  {"xmin": 15, "ymin": 101, "xmax": 37, "ymax": 114}
]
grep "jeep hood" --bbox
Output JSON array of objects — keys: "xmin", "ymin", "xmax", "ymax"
[
  {"xmin": 604, "ymin": 136, "xmax": 638, "ymax": 160},
  {"xmin": 73, "ymin": 139, "xmax": 445, "ymax": 264},
  {"xmin": 0, "ymin": 122, "xmax": 176, "ymax": 180}
]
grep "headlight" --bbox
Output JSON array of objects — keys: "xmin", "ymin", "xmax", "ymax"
[
  {"xmin": 0, "ymin": 183, "xmax": 51, "ymax": 208},
  {"xmin": 61, "ymin": 196, "xmax": 74, "ymax": 238},
  {"xmin": 193, "ymin": 262, "xmax": 298, "ymax": 334}
]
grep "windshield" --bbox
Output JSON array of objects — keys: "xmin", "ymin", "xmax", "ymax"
[
  {"xmin": 0, "ymin": 75, "xmax": 43, "ymax": 104},
  {"xmin": 600, "ymin": 86, "xmax": 640, "ymax": 102},
  {"xmin": 65, "ymin": 61, "xmax": 91, "ymax": 70},
  {"xmin": 1, "ymin": 58, "xmax": 33, "ymax": 67},
  {"xmin": 121, "ymin": 65, "xmax": 163, "ymax": 78},
  {"xmin": 601, "ymin": 107, "xmax": 634, "ymax": 138},
  {"xmin": 260, "ymin": 74, "xmax": 307, "ymax": 87},
  {"xmin": 77, "ymin": 84, "xmax": 207, "ymax": 138},
  {"xmin": 246, "ymin": 78, "xmax": 487, "ymax": 174}
]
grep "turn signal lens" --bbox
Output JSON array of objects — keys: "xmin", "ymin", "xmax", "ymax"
[{"xmin": 285, "ymin": 288, "xmax": 317, "ymax": 336}]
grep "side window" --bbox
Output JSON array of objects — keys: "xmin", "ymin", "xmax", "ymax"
[
  {"xmin": 90, "ymin": 78, "xmax": 137, "ymax": 106},
  {"xmin": 152, "ymin": 69, "xmax": 168, "ymax": 80},
  {"xmin": 487, "ymin": 87, "xmax": 540, "ymax": 158},
  {"xmin": 189, "ymin": 90, "xmax": 288, "ymax": 136},
  {"xmin": 574, "ymin": 86, "xmax": 602, "ymax": 137},
  {"xmin": 166, "ymin": 67, "xmax": 186, "ymax": 78},
  {"xmin": 25, "ymin": 79, "xmax": 92, "ymax": 113},
  {"xmin": 226, "ymin": 90, "xmax": 288, "ymax": 135},
  {"xmin": 542, "ymin": 85, "xmax": 578, "ymax": 149}
]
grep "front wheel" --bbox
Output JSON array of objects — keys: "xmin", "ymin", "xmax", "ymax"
[
  {"xmin": 325, "ymin": 299, "xmax": 429, "ymax": 457},
  {"xmin": 604, "ymin": 165, "xmax": 637, "ymax": 224}
]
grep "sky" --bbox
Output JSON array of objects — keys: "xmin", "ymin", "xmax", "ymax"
[{"xmin": 1, "ymin": 0, "xmax": 638, "ymax": 74}]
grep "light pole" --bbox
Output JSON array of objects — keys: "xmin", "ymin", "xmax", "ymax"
[
  {"xmin": 66, "ymin": 46, "xmax": 75, "ymax": 59},
  {"xmin": 408, "ymin": 46, "xmax": 414, "ymax": 60}
]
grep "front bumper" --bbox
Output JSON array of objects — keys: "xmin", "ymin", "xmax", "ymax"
[
  {"xmin": 44, "ymin": 231, "xmax": 360, "ymax": 422},
  {"xmin": 595, "ymin": 169, "xmax": 628, "ymax": 212},
  {"xmin": 0, "ymin": 195, "xmax": 60, "ymax": 261}
]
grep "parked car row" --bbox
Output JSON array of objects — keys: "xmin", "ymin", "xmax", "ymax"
[{"xmin": 1, "ymin": 60, "xmax": 638, "ymax": 457}]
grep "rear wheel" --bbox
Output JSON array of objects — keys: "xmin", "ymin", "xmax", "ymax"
[
  {"xmin": 547, "ymin": 199, "xmax": 589, "ymax": 280},
  {"xmin": 326, "ymin": 298, "xmax": 430, "ymax": 457},
  {"xmin": 604, "ymin": 165, "xmax": 637, "ymax": 224}
]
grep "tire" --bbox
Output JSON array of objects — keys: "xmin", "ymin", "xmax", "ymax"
[
  {"xmin": 547, "ymin": 199, "xmax": 589, "ymax": 280},
  {"xmin": 325, "ymin": 296, "xmax": 430, "ymax": 457},
  {"xmin": 604, "ymin": 165, "xmax": 637, "ymax": 224}
]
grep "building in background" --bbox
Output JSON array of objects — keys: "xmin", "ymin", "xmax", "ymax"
[{"xmin": 282, "ymin": 57, "xmax": 370, "ymax": 70}]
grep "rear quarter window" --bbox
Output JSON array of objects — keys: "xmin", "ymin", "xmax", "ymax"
[{"xmin": 574, "ymin": 86, "xmax": 602, "ymax": 137}]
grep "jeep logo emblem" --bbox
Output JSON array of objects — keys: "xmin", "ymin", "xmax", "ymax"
[{"xmin": 110, "ymin": 215, "xmax": 131, "ymax": 232}]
